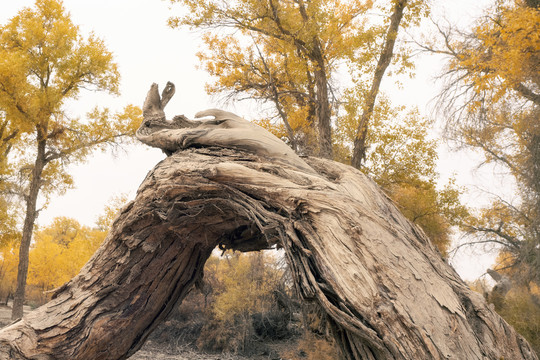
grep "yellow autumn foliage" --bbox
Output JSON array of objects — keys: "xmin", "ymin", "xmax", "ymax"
[
  {"xmin": 169, "ymin": 0, "xmax": 429, "ymax": 157},
  {"xmin": 207, "ymin": 251, "xmax": 283, "ymax": 323},
  {"xmin": 0, "ymin": 243, "xmax": 18, "ymax": 304},
  {"xmin": 0, "ymin": 194, "xmax": 127, "ymax": 306},
  {"xmin": 0, "ymin": 0, "xmax": 142, "ymax": 316},
  {"xmin": 337, "ymin": 98, "xmax": 469, "ymax": 255},
  {"xmin": 453, "ymin": 3, "xmax": 540, "ymax": 106},
  {"xmin": 440, "ymin": 0, "xmax": 539, "ymax": 284},
  {"xmin": 26, "ymin": 218, "xmax": 106, "ymax": 305},
  {"xmin": 197, "ymin": 251, "xmax": 287, "ymax": 353},
  {"xmin": 497, "ymin": 286, "xmax": 540, "ymax": 354}
]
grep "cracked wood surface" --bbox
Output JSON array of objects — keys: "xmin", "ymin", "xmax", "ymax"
[
  {"xmin": 136, "ymin": 82, "xmax": 315, "ymax": 174},
  {"xmin": 0, "ymin": 148, "xmax": 536, "ymax": 359},
  {"xmin": 0, "ymin": 82, "xmax": 536, "ymax": 359}
]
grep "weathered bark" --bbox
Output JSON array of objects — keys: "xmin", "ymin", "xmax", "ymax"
[
  {"xmin": 136, "ymin": 83, "xmax": 315, "ymax": 174},
  {"xmin": 0, "ymin": 84, "xmax": 537, "ymax": 359}
]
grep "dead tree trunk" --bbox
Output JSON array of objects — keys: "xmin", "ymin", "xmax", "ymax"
[{"xmin": 0, "ymin": 83, "xmax": 536, "ymax": 360}]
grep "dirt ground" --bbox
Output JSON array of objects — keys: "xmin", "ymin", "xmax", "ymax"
[
  {"xmin": 130, "ymin": 343, "xmax": 265, "ymax": 360},
  {"xmin": 0, "ymin": 303, "xmax": 32, "ymax": 328},
  {"xmin": 130, "ymin": 344, "xmax": 250, "ymax": 360}
]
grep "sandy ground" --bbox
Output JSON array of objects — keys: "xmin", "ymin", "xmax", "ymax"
[
  {"xmin": 0, "ymin": 306, "xmax": 14, "ymax": 324},
  {"xmin": 130, "ymin": 340, "xmax": 287, "ymax": 360},
  {"xmin": 130, "ymin": 344, "xmax": 255, "ymax": 360},
  {"xmin": 0, "ymin": 303, "xmax": 32, "ymax": 327}
]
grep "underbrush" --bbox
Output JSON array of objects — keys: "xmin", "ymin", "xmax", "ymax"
[
  {"xmin": 144, "ymin": 288, "xmax": 339, "ymax": 359},
  {"xmin": 144, "ymin": 251, "xmax": 341, "ymax": 359},
  {"xmin": 280, "ymin": 332, "xmax": 341, "ymax": 360}
]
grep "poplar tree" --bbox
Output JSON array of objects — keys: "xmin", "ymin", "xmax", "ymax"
[
  {"xmin": 0, "ymin": 0, "xmax": 141, "ymax": 319},
  {"xmin": 168, "ymin": 0, "xmax": 428, "ymax": 162},
  {"xmin": 432, "ymin": 0, "xmax": 540, "ymax": 285}
]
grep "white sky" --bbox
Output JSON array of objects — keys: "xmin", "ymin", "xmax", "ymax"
[{"xmin": 1, "ymin": 0, "xmax": 501, "ymax": 281}]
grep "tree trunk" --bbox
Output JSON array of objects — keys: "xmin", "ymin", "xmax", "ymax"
[
  {"xmin": 351, "ymin": 0, "xmax": 408, "ymax": 169},
  {"xmin": 0, "ymin": 145, "xmax": 536, "ymax": 359},
  {"xmin": 11, "ymin": 136, "xmax": 46, "ymax": 320},
  {"xmin": 313, "ymin": 51, "xmax": 333, "ymax": 160}
]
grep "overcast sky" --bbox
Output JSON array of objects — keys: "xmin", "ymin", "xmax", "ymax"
[{"xmin": 1, "ymin": 0, "xmax": 500, "ymax": 281}]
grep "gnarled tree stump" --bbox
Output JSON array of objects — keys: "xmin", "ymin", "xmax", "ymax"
[{"xmin": 0, "ymin": 83, "xmax": 536, "ymax": 360}]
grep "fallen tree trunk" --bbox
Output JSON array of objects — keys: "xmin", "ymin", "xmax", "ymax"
[
  {"xmin": 0, "ymin": 83, "xmax": 536, "ymax": 359},
  {"xmin": 0, "ymin": 148, "xmax": 536, "ymax": 359}
]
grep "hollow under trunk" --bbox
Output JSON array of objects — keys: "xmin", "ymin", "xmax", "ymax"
[{"xmin": 0, "ymin": 146, "xmax": 537, "ymax": 360}]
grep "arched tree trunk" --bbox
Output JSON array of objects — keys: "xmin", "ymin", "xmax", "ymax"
[
  {"xmin": 0, "ymin": 148, "xmax": 536, "ymax": 359},
  {"xmin": 0, "ymin": 83, "xmax": 536, "ymax": 359}
]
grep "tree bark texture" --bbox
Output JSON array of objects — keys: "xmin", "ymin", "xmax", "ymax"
[
  {"xmin": 0, "ymin": 147, "xmax": 536, "ymax": 359},
  {"xmin": 0, "ymin": 83, "xmax": 537, "ymax": 359}
]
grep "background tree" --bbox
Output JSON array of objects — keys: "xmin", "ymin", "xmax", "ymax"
[
  {"xmin": 0, "ymin": 111, "xmax": 20, "ymax": 304},
  {"xmin": 0, "ymin": 240, "xmax": 18, "ymax": 305},
  {"xmin": 428, "ymin": 0, "xmax": 539, "ymax": 285},
  {"xmin": 469, "ymin": 261, "xmax": 540, "ymax": 354},
  {"xmin": 196, "ymin": 251, "xmax": 288, "ymax": 353},
  {"xmin": 0, "ymin": 195, "xmax": 126, "ymax": 309},
  {"xmin": 168, "ymin": 0, "xmax": 428, "ymax": 162},
  {"xmin": 95, "ymin": 193, "xmax": 130, "ymax": 231},
  {"xmin": 496, "ymin": 284, "xmax": 540, "ymax": 353},
  {"xmin": 350, "ymin": 0, "xmax": 410, "ymax": 168},
  {"xmin": 0, "ymin": 0, "xmax": 141, "ymax": 319},
  {"xmin": 154, "ymin": 249, "xmax": 339, "ymax": 358},
  {"xmin": 26, "ymin": 217, "xmax": 106, "ymax": 305},
  {"xmin": 423, "ymin": 0, "xmax": 539, "ymax": 349},
  {"xmin": 487, "ymin": 262, "xmax": 540, "ymax": 354}
]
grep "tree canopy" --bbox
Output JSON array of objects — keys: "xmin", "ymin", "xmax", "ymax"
[
  {"xmin": 431, "ymin": 0, "xmax": 539, "ymax": 285},
  {"xmin": 0, "ymin": 0, "xmax": 141, "ymax": 319},
  {"xmin": 168, "ymin": 0, "xmax": 429, "ymax": 163}
]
